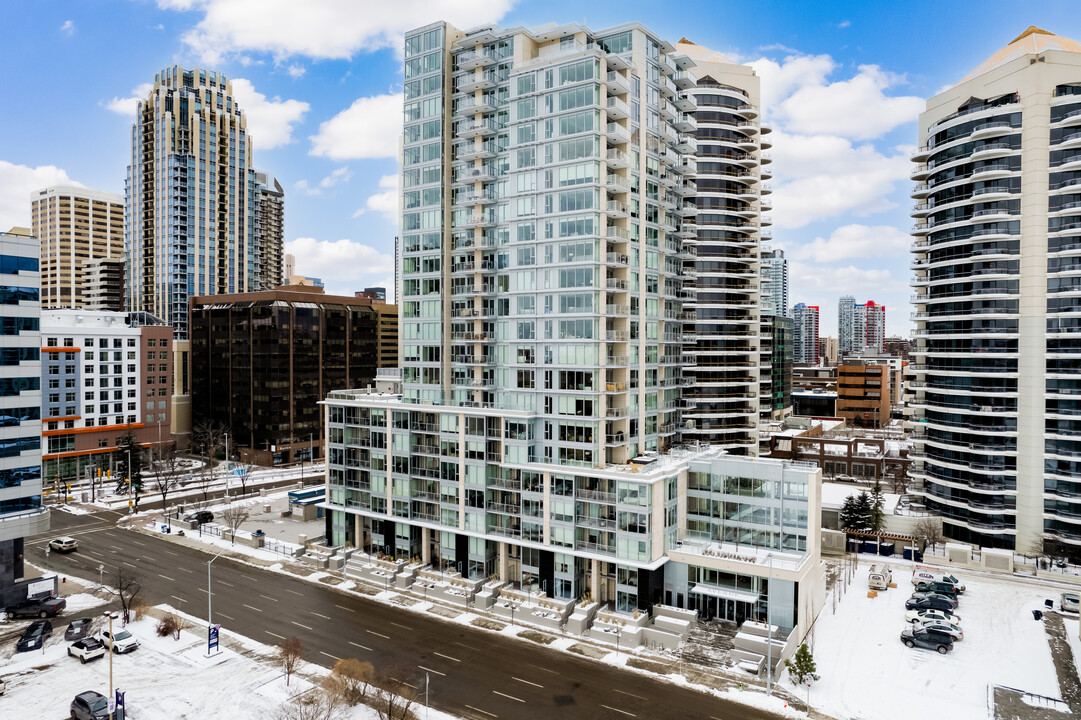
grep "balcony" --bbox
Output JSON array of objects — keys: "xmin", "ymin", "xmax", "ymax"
[
  {"xmin": 456, "ymin": 70, "xmax": 498, "ymax": 94},
  {"xmin": 458, "ymin": 119, "xmax": 501, "ymax": 138},
  {"xmin": 606, "ymin": 122, "xmax": 631, "ymax": 145},
  {"xmin": 455, "ymin": 96, "xmax": 497, "ymax": 116},
  {"xmin": 674, "ymin": 94, "xmax": 696, "ymax": 113},
  {"xmin": 605, "ymin": 200, "xmax": 629, "ymax": 219},
  {"xmin": 606, "ymin": 71, "xmax": 630, "ymax": 95},
  {"xmin": 606, "ymin": 251, "xmax": 629, "ymax": 266},
  {"xmin": 606, "ymin": 96, "xmax": 630, "ymax": 120},
  {"xmin": 456, "ymin": 140, "xmax": 501, "ymax": 161},
  {"xmin": 456, "ymin": 49, "xmax": 497, "ymax": 70},
  {"xmin": 606, "ymin": 148, "xmax": 630, "ymax": 169},
  {"xmin": 673, "ymin": 70, "xmax": 695, "ymax": 91}
]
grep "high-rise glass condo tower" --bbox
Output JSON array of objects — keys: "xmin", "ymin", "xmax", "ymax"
[
  {"xmin": 792, "ymin": 303, "xmax": 819, "ymax": 364},
  {"xmin": 676, "ymin": 40, "xmax": 770, "ymax": 452},
  {"xmin": 761, "ymin": 246, "xmax": 788, "ymax": 319},
  {"xmin": 125, "ymin": 67, "xmax": 283, "ymax": 340},
  {"xmin": 908, "ymin": 27, "xmax": 1081, "ymax": 550},
  {"xmin": 323, "ymin": 23, "xmax": 825, "ymax": 628},
  {"xmin": 838, "ymin": 294, "xmax": 855, "ymax": 352},
  {"xmin": 840, "ymin": 298, "xmax": 886, "ymax": 354}
]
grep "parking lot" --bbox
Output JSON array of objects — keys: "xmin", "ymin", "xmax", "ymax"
[{"xmin": 790, "ymin": 563, "xmax": 1071, "ymax": 720}]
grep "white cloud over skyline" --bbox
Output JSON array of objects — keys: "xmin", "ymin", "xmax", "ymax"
[
  {"xmin": 0, "ymin": 161, "xmax": 81, "ymax": 230},
  {"xmin": 309, "ymin": 93, "xmax": 402, "ymax": 160}
]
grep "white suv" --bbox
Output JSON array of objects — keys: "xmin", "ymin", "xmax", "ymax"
[{"xmin": 96, "ymin": 628, "xmax": 139, "ymax": 653}]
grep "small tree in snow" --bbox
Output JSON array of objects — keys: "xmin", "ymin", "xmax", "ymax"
[
  {"xmin": 913, "ymin": 518, "xmax": 945, "ymax": 554},
  {"xmin": 784, "ymin": 643, "xmax": 820, "ymax": 685},
  {"xmin": 279, "ymin": 635, "xmax": 304, "ymax": 686},
  {"xmin": 868, "ymin": 479, "xmax": 886, "ymax": 534},
  {"xmin": 221, "ymin": 504, "xmax": 250, "ymax": 545}
]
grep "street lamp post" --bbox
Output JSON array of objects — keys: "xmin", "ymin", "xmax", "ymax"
[
  {"xmin": 766, "ymin": 552, "xmax": 774, "ymax": 696},
  {"xmin": 206, "ymin": 546, "xmax": 230, "ymax": 656},
  {"xmin": 425, "ymin": 671, "xmax": 430, "ymax": 720},
  {"xmin": 126, "ymin": 448, "xmax": 132, "ymax": 514},
  {"xmin": 105, "ymin": 611, "xmax": 117, "ymax": 719}
]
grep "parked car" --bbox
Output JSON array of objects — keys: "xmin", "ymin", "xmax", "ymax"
[
  {"xmin": 70, "ymin": 691, "xmax": 110, "ymax": 720},
  {"xmin": 15, "ymin": 620, "xmax": 52, "ymax": 652},
  {"xmin": 912, "ymin": 567, "xmax": 966, "ymax": 592},
  {"xmin": 96, "ymin": 627, "xmax": 139, "ymax": 653},
  {"xmin": 65, "ymin": 617, "xmax": 93, "ymax": 641},
  {"xmin": 868, "ymin": 563, "xmax": 893, "ymax": 591},
  {"xmin": 183, "ymin": 510, "xmax": 214, "ymax": 524},
  {"xmin": 1062, "ymin": 592, "xmax": 1080, "ymax": 613},
  {"xmin": 906, "ymin": 594, "xmax": 958, "ymax": 613},
  {"xmin": 835, "ymin": 474, "xmax": 857, "ymax": 483},
  {"xmin": 915, "ymin": 580, "xmax": 961, "ymax": 598},
  {"xmin": 905, "ymin": 608, "xmax": 962, "ymax": 625},
  {"xmin": 0, "ymin": 675, "xmax": 6, "ymax": 695},
  {"xmin": 68, "ymin": 637, "xmax": 106, "ymax": 664},
  {"xmin": 914, "ymin": 618, "xmax": 964, "ymax": 641},
  {"xmin": 6, "ymin": 596, "xmax": 66, "ymax": 619},
  {"xmin": 909, "ymin": 590, "xmax": 958, "ymax": 608},
  {"xmin": 48, "ymin": 537, "xmax": 78, "ymax": 553},
  {"xmin": 901, "ymin": 626, "xmax": 954, "ymax": 654}
]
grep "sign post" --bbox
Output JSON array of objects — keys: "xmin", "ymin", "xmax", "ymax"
[{"xmin": 207, "ymin": 623, "xmax": 220, "ymax": 655}]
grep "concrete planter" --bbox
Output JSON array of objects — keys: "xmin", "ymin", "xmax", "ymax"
[{"xmin": 566, "ymin": 601, "xmax": 599, "ymax": 635}]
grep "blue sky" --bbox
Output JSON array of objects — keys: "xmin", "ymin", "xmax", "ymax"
[{"xmin": 1, "ymin": 0, "xmax": 1080, "ymax": 335}]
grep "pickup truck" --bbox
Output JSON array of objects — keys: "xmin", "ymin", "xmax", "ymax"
[{"xmin": 6, "ymin": 596, "xmax": 66, "ymax": 619}]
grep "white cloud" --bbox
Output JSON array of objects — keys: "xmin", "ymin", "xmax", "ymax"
[
  {"xmin": 155, "ymin": 0, "xmax": 515, "ymax": 62},
  {"xmin": 295, "ymin": 167, "xmax": 354, "ymax": 196},
  {"xmin": 766, "ymin": 129, "xmax": 910, "ymax": 229},
  {"xmin": 354, "ymin": 174, "xmax": 399, "ymax": 221},
  {"xmin": 285, "ymin": 64, "xmax": 306, "ymax": 79},
  {"xmin": 60, "ymin": 20, "xmax": 75, "ymax": 36},
  {"xmin": 0, "ymin": 160, "xmax": 81, "ymax": 231},
  {"xmin": 229, "ymin": 78, "xmax": 309, "ymax": 149},
  {"xmin": 838, "ymin": 20, "xmax": 851, "ymax": 28},
  {"xmin": 104, "ymin": 82, "xmax": 153, "ymax": 117},
  {"xmin": 789, "ymin": 262, "xmax": 910, "ymax": 337},
  {"xmin": 751, "ymin": 54, "xmax": 835, "ymax": 113},
  {"xmin": 283, "ymin": 236, "xmax": 394, "ymax": 296},
  {"xmin": 310, "ymin": 93, "xmax": 401, "ymax": 160},
  {"xmin": 789, "ymin": 224, "xmax": 912, "ymax": 263}
]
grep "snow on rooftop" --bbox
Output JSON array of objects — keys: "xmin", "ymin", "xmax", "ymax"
[{"xmin": 819, "ymin": 481, "xmax": 900, "ymax": 513}]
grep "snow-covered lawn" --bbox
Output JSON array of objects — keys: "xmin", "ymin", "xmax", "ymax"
[
  {"xmin": 794, "ymin": 568, "xmax": 1063, "ymax": 720},
  {"xmin": 0, "ymin": 604, "xmax": 458, "ymax": 720}
]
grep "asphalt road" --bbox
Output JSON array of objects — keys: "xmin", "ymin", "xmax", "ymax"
[{"xmin": 30, "ymin": 510, "xmax": 783, "ymax": 720}]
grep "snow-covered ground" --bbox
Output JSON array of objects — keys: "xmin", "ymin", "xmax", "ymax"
[
  {"xmin": 0, "ymin": 603, "xmax": 459, "ymax": 720},
  {"xmin": 792, "ymin": 567, "xmax": 1064, "ymax": 720}
]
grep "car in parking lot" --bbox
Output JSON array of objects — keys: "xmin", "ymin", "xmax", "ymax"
[
  {"xmin": 905, "ymin": 607, "xmax": 961, "ymax": 625},
  {"xmin": 6, "ymin": 596, "xmax": 66, "ymax": 618},
  {"xmin": 900, "ymin": 626, "xmax": 954, "ymax": 654},
  {"xmin": 915, "ymin": 580, "xmax": 961, "ymax": 598},
  {"xmin": 15, "ymin": 620, "xmax": 52, "ymax": 652},
  {"xmin": 183, "ymin": 510, "xmax": 214, "ymax": 524},
  {"xmin": 1062, "ymin": 592, "xmax": 1080, "ymax": 613},
  {"xmin": 65, "ymin": 617, "xmax": 93, "ymax": 641},
  {"xmin": 0, "ymin": 676, "xmax": 6, "ymax": 695},
  {"xmin": 48, "ymin": 536, "xmax": 78, "ymax": 553},
  {"xmin": 914, "ymin": 618, "xmax": 964, "ymax": 641},
  {"xmin": 906, "ymin": 593, "xmax": 958, "ymax": 613},
  {"xmin": 96, "ymin": 627, "xmax": 139, "ymax": 653},
  {"xmin": 70, "ymin": 691, "xmax": 110, "ymax": 720},
  {"xmin": 67, "ymin": 637, "xmax": 106, "ymax": 663}
]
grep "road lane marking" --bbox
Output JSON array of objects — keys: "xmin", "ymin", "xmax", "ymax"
[
  {"xmin": 218, "ymin": 580, "xmax": 235, "ymax": 588},
  {"xmin": 334, "ymin": 604, "xmax": 354, "ymax": 612},
  {"xmin": 178, "ymin": 567, "xmax": 193, "ymax": 574},
  {"xmin": 259, "ymin": 594, "xmax": 279, "ymax": 602},
  {"xmin": 266, "ymin": 631, "xmax": 286, "ymax": 640},
  {"xmin": 512, "ymin": 677, "xmax": 542, "ymax": 688},
  {"xmin": 391, "ymin": 621, "xmax": 412, "ymax": 630},
  {"xmin": 218, "ymin": 613, "xmax": 234, "ymax": 620},
  {"xmin": 492, "ymin": 691, "xmax": 524, "ymax": 703},
  {"xmin": 164, "ymin": 550, "xmax": 180, "ymax": 557},
  {"xmin": 291, "ymin": 621, "xmax": 313, "ymax": 630},
  {"xmin": 613, "ymin": 689, "xmax": 646, "ymax": 700},
  {"xmin": 284, "ymin": 588, "xmax": 304, "ymax": 596},
  {"xmin": 243, "ymin": 604, "xmax": 263, "ymax": 613},
  {"xmin": 170, "ymin": 595, "xmax": 188, "ymax": 604},
  {"xmin": 435, "ymin": 651, "xmax": 461, "ymax": 662},
  {"xmin": 130, "ymin": 540, "xmax": 146, "ymax": 547},
  {"xmin": 528, "ymin": 663, "xmax": 559, "ymax": 675},
  {"xmin": 418, "ymin": 665, "xmax": 445, "ymax": 676},
  {"xmin": 349, "ymin": 641, "xmax": 372, "ymax": 651},
  {"xmin": 365, "ymin": 629, "xmax": 389, "ymax": 639},
  {"xmin": 320, "ymin": 651, "xmax": 340, "ymax": 661},
  {"xmin": 311, "ymin": 611, "xmax": 330, "ymax": 620},
  {"xmin": 600, "ymin": 706, "xmax": 635, "ymax": 717},
  {"xmin": 158, "ymin": 574, "xmax": 175, "ymax": 581},
  {"xmin": 465, "ymin": 705, "xmax": 497, "ymax": 718}
]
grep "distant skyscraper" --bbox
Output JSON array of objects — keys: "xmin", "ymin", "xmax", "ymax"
[
  {"xmin": 31, "ymin": 186, "xmax": 124, "ymax": 309},
  {"xmin": 251, "ymin": 170, "xmax": 285, "ymax": 291},
  {"xmin": 126, "ymin": 66, "xmax": 275, "ymax": 340},
  {"xmin": 839, "ymin": 297, "xmax": 885, "ymax": 354},
  {"xmin": 792, "ymin": 303, "xmax": 819, "ymax": 364},
  {"xmin": 908, "ymin": 26, "xmax": 1081, "ymax": 551},
  {"xmin": 83, "ymin": 258, "xmax": 126, "ymax": 311},
  {"xmin": 837, "ymin": 294, "xmax": 855, "ymax": 352},
  {"xmin": 0, "ymin": 227, "xmax": 48, "ymax": 608},
  {"xmin": 761, "ymin": 246, "xmax": 788, "ymax": 318}
]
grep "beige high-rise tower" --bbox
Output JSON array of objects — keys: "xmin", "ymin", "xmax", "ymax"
[
  {"xmin": 31, "ymin": 186, "xmax": 124, "ymax": 309},
  {"xmin": 907, "ymin": 27, "xmax": 1081, "ymax": 551}
]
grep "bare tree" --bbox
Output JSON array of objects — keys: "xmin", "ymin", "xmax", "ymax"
[
  {"xmin": 221, "ymin": 504, "xmax": 251, "ymax": 545},
  {"xmin": 885, "ymin": 472, "xmax": 907, "ymax": 496},
  {"xmin": 279, "ymin": 635, "xmax": 304, "ymax": 687},
  {"xmin": 151, "ymin": 442, "xmax": 183, "ymax": 513},
  {"xmin": 322, "ymin": 658, "xmax": 374, "ymax": 706},
  {"xmin": 912, "ymin": 518, "xmax": 945, "ymax": 554},
  {"xmin": 372, "ymin": 667, "xmax": 419, "ymax": 720},
  {"xmin": 272, "ymin": 690, "xmax": 346, "ymax": 720},
  {"xmin": 108, "ymin": 566, "xmax": 142, "ymax": 623},
  {"xmin": 156, "ymin": 611, "xmax": 190, "ymax": 641},
  {"xmin": 193, "ymin": 419, "xmax": 228, "ymax": 501}
]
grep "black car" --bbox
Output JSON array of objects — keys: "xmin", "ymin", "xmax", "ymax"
[
  {"xmin": 70, "ymin": 691, "xmax": 110, "ymax": 720},
  {"xmin": 915, "ymin": 581, "xmax": 960, "ymax": 598},
  {"xmin": 901, "ymin": 626, "xmax": 954, "ymax": 654},
  {"xmin": 16, "ymin": 620, "xmax": 52, "ymax": 652},
  {"xmin": 184, "ymin": 510, "xmax": 214, "ymax": 524},
  {"xmin": 65, "ymin": 617, "xmax": 93, "ymax": 641},
  {"xmin": 7, "ymin": 596, "xmax": 66, "ymax": 619},
  {"xmin": 906, "ymin": 594, "xmax": 958, "ymax": 613}
]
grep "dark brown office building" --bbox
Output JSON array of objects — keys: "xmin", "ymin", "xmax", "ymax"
[{"xmin": 190, "ymin": 286, "xmax": 379, "ymax": 465}]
